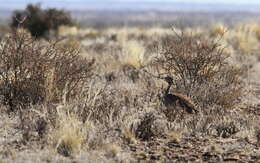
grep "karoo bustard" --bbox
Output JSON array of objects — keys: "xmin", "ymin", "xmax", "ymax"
[{"xmin": 163, "ymin": 76, "xmax": 198, "ymax": 114}]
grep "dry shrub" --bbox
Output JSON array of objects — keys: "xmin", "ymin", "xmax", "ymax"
[
  {"xmin": 121, "ymin": 65, "xmax": 140, "ymax": 83},
  {"xmin": 135, "ymin": 113, "xmax": 156, "ymax": 141},
  {"xmin": 123, "ymin": 110, "xmax": 168, "ymax": 142},
  {"xmin": 154, "ymin": 32, "xmax": 243, "ymax": 111},
  {"xmin": 13, "ymin": 104, "xmax": 52, "ymax": 143},
  {"xmin": 256, "ymin": 130, "xmax": 260, "ymax": 146},
  {"xmin": 215, "ymin": 121, "xmax": 239, "ymax": 138},
  {"xmin": 77, "ymin": 85, "xmax": 123, "ymax": 125},
  {"xmin": 0, "ymin": 29, "xmax": 94, "ymax": 112}
]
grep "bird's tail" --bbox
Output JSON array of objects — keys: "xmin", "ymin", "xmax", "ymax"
[{"xmin": 174, "ymin": 93, "xmax": 198, "ymax": 114}]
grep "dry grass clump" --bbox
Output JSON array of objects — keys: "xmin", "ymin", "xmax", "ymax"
[
  {"xmin": 167, "ymin": 131, "xmax": 182, "ymax": 143},
  {"xmin": 121, "ymin": 40, "xmax": 145, "ymax": 68},
  {"xmin": 145, "ymin": 27, "xmax": 174, "ymax": 37},
  {"xmin": 83, "ymin": 31, "xmax": 102, "ymax": 40},
  {"xmin": 103, "ymin": 143, "xmax": 122, "ymax": 158},
  {"xmin": 55, "ymin": 37, "xmax": 82, "ymax": 53},
  {"xmin": 227, "ymin": 24, "xmax": 259, "ymax": 54},
  {"xmin": 49, "ymin": 108, "xmax": 94, "ymax": 157},
  {"xmin": 75, "ymin": 84, "xmax": 124, "ymax": 125},
  {"xmin": 113, "ymin": 28, "xmax": 144, "ymax": 42},
  {"xmin": 154, "ymin": 32, "xmax": 243, "ymax": 111},
  {"xmin": 58, "ymin": 25, "xmax": 78, "ymax": 37},
  {"xmin": 0, "ymin": 29, "xmax": 94, "ymax": 112},
  {"xmin": 121, "ymin": 126, "xmax": 138, "ymax": 144},
  {"xmin": 210, "ymin": 24, "xmax": 227, "ymax": 37},
  {"xmin": 253, "ymin": 25, "xmax": 260, "ymax": 40},
  {"xmin": 184, "ymin": 27, "xmax": 204, "ymax": 35}
]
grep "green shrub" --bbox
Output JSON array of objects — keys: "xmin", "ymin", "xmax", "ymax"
[{"xmin": 10, "ymin": 3, "xmax": 74, "ymax": 38}]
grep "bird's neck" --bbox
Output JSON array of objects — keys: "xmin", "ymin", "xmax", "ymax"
[{"xmin": 165, "ymin": 83, "xmax": 172, "ymax": 95}]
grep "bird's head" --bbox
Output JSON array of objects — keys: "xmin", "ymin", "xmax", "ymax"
[{"xmin": 164, "ymin": 76, "xmax": 173, "ymax": 85}]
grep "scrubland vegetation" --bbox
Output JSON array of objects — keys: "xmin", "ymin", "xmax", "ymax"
[{"xmin": 0, "ymin": 5, "xmax": 260, "ymax": 163}]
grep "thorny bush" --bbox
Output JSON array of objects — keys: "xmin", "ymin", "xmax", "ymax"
[
  {"xmin": 154, "ymin": 32, "xmax": 243, "ymax": 111},
  {"xmin": 0, "ymin": 29, "xmax": 94, "ymax": 112}
]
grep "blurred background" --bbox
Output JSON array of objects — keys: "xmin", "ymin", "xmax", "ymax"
[{"xmin": 1, "ymin": 0, "xmax": 260, "ymax": 28}]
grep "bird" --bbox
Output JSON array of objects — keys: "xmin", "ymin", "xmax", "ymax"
[{"xmin": 162, "ymin": 76, "xmax": 198, "ymax": 114}]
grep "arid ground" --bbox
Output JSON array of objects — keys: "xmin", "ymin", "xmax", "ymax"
[{"xmin": 0, "ymin": 12, "xmax": 260, "ymax": 162}]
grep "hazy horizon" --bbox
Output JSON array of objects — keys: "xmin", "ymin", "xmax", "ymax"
[{"xmin": 1, "ymin": 0, "xmax": 260, "ymax": 11}]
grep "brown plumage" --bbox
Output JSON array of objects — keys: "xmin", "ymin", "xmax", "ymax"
[{"xmin": 163, "ymin": 76, "xmax": 198, "ymax": 114}]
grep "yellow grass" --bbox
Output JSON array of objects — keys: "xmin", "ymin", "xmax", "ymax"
[
  {"xmin": 121, "ymin": 40, "xmax": 145, "ymax": 68},
  {"xmin": 58, "ymin": 25, "xmax": 79, "ymax": 37},
  {"xmin": 210, "ymin": 24, "xmax": 227, "ymax": 36},
  {"xmin": 49, "ymin": 107, "xmax": 94, "ymax": 156},
  {"xmin": 225, "ymin": 24, "xmax": 260, "ymax": 54}
]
